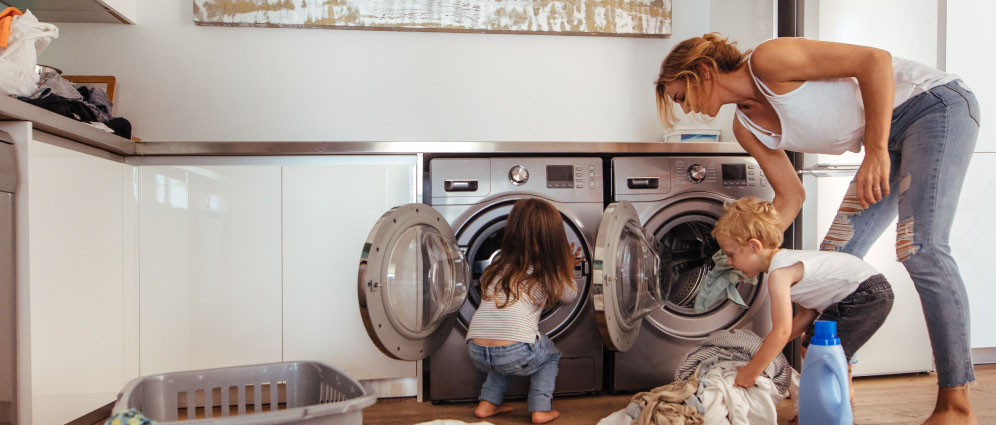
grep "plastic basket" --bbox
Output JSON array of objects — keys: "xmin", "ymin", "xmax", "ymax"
[{"xmin": 112, "ymin": 361, "xmax": 377, "ymax": 424}]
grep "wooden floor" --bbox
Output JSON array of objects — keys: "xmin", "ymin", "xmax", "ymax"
[{"xmin": 363, "ymin": 364, "xmax": 996, "ymax": 425}]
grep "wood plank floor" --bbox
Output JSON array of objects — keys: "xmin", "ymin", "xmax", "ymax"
[{"xmin": 363, "ymin": 364, "xmax": 996, "ymax": 425}]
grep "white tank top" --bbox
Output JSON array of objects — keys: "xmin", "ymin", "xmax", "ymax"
[
  {"xmin": 735, "ymin": 46, "xmax": 958, "ymax": 154},
  {"xmin": 764, "ymin": 250, "xmax": 879, "ymax": 312}
]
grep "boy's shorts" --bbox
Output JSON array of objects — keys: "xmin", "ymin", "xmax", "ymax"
[{"xmin": 802, "ymin": 274, "xmax": 895, "ymax": 363}]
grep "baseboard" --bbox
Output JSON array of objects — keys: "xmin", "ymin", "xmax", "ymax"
[
  {"xmin": 361, "ymin": 378, "xmax": 417, "ymax": 398},
  {"xmin": 973, "ymin": 347, "xmax": 996, "ymax": 364}
]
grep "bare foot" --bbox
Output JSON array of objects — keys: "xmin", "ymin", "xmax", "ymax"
[
  {"xmin": 532, "ymin": 410, "xmax": 560, "ymax": 424},
  {"xmin": 923, "ymin": 385, "xmax": 979, "ymax": 425},
  {"xmin": 474, "ymin": 400, "xmax": 514, "ymax": 418}
]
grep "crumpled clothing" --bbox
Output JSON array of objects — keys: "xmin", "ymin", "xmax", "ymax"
[
  {"xmin": 0, "ymin": 10, "xmax": 58, "ymax": 96},
  {"xmin": 104, "ymin": 408, "xmax": 155, "ymax": 425},
  {"xmin": 698, "ymin": 360, "xmax": 784, "ymax": 425},
  {"xmin": 30, "ymin": 71, "xmax": 83, "ymax": 100},
  {"xmin": 694, "ymin": 250, "xmax": 756, "ymax": 313},
  {"xmin": 674, "ymin": 329, "xmax": 796, "ymax": 397},
  {"xmin": 627, "ymin": 375, "xmax": 703, "ymax": 425}
]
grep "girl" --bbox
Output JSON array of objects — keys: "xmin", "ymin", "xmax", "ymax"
[
  {"xmin": 656, "ymin": 33, "xmax": 979, "ymax": 425},
  {"xmin": 466, "ymin": 198, "xmax": 581, "ymax": 424}
]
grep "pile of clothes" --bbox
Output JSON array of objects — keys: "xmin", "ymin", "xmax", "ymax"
[
  {"xmin": 601, "ymin": 329, "xmax": 799, "ymax": 425},
  {"xmin": 18, "ymin": 71, "xmax": 131, "ymax": 139}
]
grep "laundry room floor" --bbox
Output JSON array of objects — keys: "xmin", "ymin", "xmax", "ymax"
[{"xmin": 362, "ymin": 364, "xmax": 996, "ymax": 425}]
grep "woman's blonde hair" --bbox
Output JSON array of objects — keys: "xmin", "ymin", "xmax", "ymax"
[
  {"xmin": 480, "ymin": 198, "xmax": 577, "ymax": 309},
  {"xmin": 712, "ymin": 196, "xmax": 783, "ymax": 248},
  {"xmin": 655, "ymin": 33, "xmax": 749, "ymax": 129}
]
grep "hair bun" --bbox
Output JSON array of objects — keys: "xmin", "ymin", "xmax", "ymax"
[{"xmin": 702, "ymin": 32, "xmax": 730, "ymax": 45}]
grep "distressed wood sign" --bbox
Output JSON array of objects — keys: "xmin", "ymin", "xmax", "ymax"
[{"xmin": 193, "ymin": 0, "xmax": 671, "ymax": 37}]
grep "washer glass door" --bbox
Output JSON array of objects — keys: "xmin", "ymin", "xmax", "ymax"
[
  {"xmin": 593, "ymin": 201, "xmax": 668, "ymax": 351},
  {"xmin": 358, "ymin": 203, "xmax": 470, "ymax": 360}
]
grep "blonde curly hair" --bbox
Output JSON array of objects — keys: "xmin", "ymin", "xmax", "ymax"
[{"xmin": 712, "ymin": 196, "xmax": 784, "ymax": 248}]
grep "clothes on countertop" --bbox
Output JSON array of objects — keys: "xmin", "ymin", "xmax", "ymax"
[
  {"xmin": 694, "ymin": 250, "xmax": 756, "ymax": 313},
  {"xmin": 0, "ymin": 7, "xmax": 23, "ymax": 49},
  {"xmin": 17, "ymin": 83, "xmax": 132, "ymax": 139},
  {"xmin": 628, "ymin": 374, "xmax": 703, "ymax": 425},
  {"xmin": 674, "ymin": 329, "xmax": 796, "ymax": 397},
  {"xmin": 0, "ymin": 10, "xmax": 58, "ymax": 97},
  {"xmin": 765, "ymin": 249, "xmax": 879, "ymax": 312}
]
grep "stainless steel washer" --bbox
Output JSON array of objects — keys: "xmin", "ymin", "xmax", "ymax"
[
  {"xmin": 604, "ymin": 156, "xmax": 776, "ymax": 392},
  {"xmin": 358, "ymin": 157, "xmax": 606, "ymax": 402}
]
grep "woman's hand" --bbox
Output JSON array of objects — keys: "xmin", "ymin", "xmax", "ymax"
[
  {"xmin": 569, "ymin": 242, "xmax": 584, "ymax": 267},
  {"xmin": 855, "ymin": 150, "xmax": 891, "ymax": 209}
]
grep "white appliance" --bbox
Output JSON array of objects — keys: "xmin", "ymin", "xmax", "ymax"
[{"xmin": 798, "ymin": 152, "xmax": 933, "ymax": 376}]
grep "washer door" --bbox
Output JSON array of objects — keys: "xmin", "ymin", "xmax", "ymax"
[
  {"xmin": 593, "ymin": 201, "xmax": 667, "ymax": 351},
  {"xmin": 358, "ymin": 203, "xmax": 470, "ymax": 361}
]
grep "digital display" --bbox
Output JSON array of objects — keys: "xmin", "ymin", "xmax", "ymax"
[
  {"xmin": 721, "ymin": 164, "xmax": 747, "ymax": 182},
  {"xmin": 547, "ymin": 165, "xmax": 574, "ymax": 182}
]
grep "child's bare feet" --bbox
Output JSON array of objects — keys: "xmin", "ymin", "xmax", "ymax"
[
  {"xmin": 474, "ymin": 400, "xmax": 514, "ymax": 418},
  {"xmin": 531, "ymin": 410, "xmax": 560, "ymax": 424}
]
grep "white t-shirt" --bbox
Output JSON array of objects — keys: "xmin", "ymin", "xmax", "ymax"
[{"xmin": 763, "ymin": 250, "xmax": 879, "ymax": 312}]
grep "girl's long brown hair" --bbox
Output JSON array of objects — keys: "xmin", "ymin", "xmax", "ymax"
[
  {"xmin": 655, "ymin": 33, "xmax": 750, "ymax": 129},
  {"xmin": 480, "ymin": 198, "xmax": 577, "ymax": 309}
]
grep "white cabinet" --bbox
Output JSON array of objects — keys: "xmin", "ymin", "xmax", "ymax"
[
  {"xmin": 281, "ymin": 158, "xmax": 417, "ymax": 380},
  {"xmin": 137, "ymin": 165, "xmax": 282, "ymax": 375},
  {"xmin": 5, "ymin": 0, "xmax": 136, "ymax": 24},
  {"xmin": 951, "ymin": 153, "xmax": 996, "ymax": 350},
  {"xmin": 5, "ymin": 121, "xmax": 137, "ymax": 425}
]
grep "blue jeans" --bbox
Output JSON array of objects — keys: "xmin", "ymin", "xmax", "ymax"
[
  {"xmin": 466, "ymin": 334, "xmax": 561, "ymax": 412},
  {"xmin": 820, "ymin": 80, "xmax": 980, "ymax": 387}
]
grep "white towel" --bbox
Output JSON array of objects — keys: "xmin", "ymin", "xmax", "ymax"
[{"xmin": 698, "ymin": 361, "xmax": 784, "ymax": 425}]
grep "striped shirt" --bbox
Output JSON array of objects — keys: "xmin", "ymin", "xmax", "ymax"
[{"xmin": 466, "ymin": 275, "xmax": 578, "ymax": 343}]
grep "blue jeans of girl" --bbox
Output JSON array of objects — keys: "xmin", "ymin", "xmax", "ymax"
[
  {"xmin": 467, "ymin": 334, "xmax": 561, "ymax": 412},
  {"xmin": 820, "ymin": 80, "xmax": 980, "ymax": 387}
]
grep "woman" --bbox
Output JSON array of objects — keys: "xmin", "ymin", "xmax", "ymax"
[{"xmin": 655, "ymin": 33, "xmax": 979, "ymax": 425}]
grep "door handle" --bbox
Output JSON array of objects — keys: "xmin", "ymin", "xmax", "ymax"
[
  {"xmin": 627, "ymin": 177, "xmax": 659, "ymax": 189},
  {"xmin": 444, "ymin": 179, "xmax": 479, "ymax": 192}
]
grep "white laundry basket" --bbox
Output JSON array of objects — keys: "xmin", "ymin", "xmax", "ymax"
[{"xmin": 112, "ymin": 361, "xmax": 376, "ymax": 424}]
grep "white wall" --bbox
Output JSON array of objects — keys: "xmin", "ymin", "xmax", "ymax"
[{"xmin": 37, "ymin": 0, "xmax": 774, "ymax": 143}]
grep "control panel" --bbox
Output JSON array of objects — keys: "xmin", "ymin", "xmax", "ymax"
[{"xmin": 430, "ymin": 157, "xmax": 603, "ymax": 205}]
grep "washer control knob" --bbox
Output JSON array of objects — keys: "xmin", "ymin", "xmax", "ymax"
[
  {"xmin": 509, "ymin": 165, "xmax": 529, "ymax": 185},
  {"xmin": 688, "ymin": 164, "xmax": 707, "ymax": 183}
]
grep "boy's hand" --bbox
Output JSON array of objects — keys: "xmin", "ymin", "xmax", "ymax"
[
  {"xmin": 734, "ymin": 365, "xmax": 760, "ymax": 388},
  {"xmin": 569, "ymin": 242, "xmax": 584, "ymax": 267}
]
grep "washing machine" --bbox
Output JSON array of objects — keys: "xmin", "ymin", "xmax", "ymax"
[
  {"xmin": 600, "ymin": 155, "xmax": 776, "ymax": 392},
  {"xmin": 357, "ymin": 157, "xmax": 605, "ymax": 402}
]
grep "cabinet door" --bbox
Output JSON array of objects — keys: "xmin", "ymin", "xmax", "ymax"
[
  {"xmin": 282, "ymin": 160, "xmax": 417, "ymax": 380},
  {"xmin": 25, "ymin": 139, "xmax": 127, "ymax": 425},
  {"xmin": 138, "ymin": 166, "xmax": 282, "ymax": 375},
  {"xmin": 951, "ymin": 153, "xmax": 996, "ymax": 349}
]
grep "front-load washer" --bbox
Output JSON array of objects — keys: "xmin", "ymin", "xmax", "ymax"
[
  {"xmin": 357, "ymin": 157, "xmax": 605, "ymax": 402},
  {"xmin": 601, "ymin": 156, "xmax": 776, "ymax": 392}
]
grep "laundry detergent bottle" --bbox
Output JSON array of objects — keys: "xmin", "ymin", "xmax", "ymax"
[{"xmin": 799, "ymin": 320, "xmax": 852, "ymax": 425}]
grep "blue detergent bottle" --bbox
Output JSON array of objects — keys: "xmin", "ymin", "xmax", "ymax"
[{"xmin": 799, "ymin": 320, "xmax": 852, "ymax": 425}]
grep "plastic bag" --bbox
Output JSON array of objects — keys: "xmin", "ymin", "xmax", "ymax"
[{"xmin": 0, "ymin": 10, "xmax": 58, "ymax": 96}]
